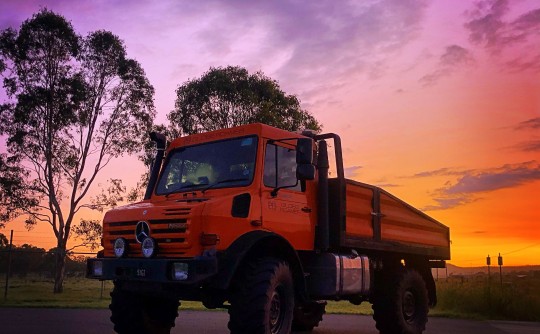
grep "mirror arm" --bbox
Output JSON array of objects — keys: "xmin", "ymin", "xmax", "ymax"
[{"xmin": 270, "ymin": 180, "xmax": 299, "ymax": 197}]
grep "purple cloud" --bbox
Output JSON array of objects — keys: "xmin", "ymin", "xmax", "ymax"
[
  {"xmin": 465, "ymin": 0, "xmax": 509, "ymax": 50},
  {"xmin": 515, "ymin": 117, "xmax": 540, "ymax": 130},
  {"xmin": 419, "ymin": 161, "xmax": 540, "ymax": 210},
  {"xmin": 513, "ymin": 140, "xmax": 540, "ymax": 152},
  {"xmin": 422, "ymin": 194, "xmax": 476, "ymax": 211},
  {"xmin": 375, "ymin": 183, "xmax": 400, "ymax": 188},
  {"xmin": 444, "ymin": 161, "xmax": 540, "ymax": 194},
  {"xmin": 0, "ymin": 0, "xmax": 432, "ymax": 112},
  {"xmin": 344, "ymin": 165, "xmax": 363, "ymax": 178},
  {"xmin": 420, "ymin": 45, "xmax": 475, "ymax": 86},
  {"xmin": 205, "ymin": 0, "xmax": 431, "ymax": 101},
  {"xmin": 464, "ymin": 0, "xmax": 540, "ymax": 72},
  {"xmin": 412, "ymin": 167, "xmax": 473, "ymax": 178},
  {"xmin": 510, "ymin": 8, "xmax": 540, "ymax": 38}
]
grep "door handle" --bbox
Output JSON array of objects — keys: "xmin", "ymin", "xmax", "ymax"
[{"xmin": 301, "ymin": 207, "xmax": 312, "ymax": 213}]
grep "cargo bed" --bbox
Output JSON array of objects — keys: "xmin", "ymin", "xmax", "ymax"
[{"xmin": 328, "ymin": 178, "xmax": 450, "ymax": 260}]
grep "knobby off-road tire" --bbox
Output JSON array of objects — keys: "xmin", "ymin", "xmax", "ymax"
[
  {"xmin": 291, "ymin": 301, "xmax": 326, "ymax": 332},
  {"xmin": 110, "ymin": 282, "xmax": 180, "ymax": 334},
  {"xmin": 372, "ymin": 269, "xmax": 429, "ymax": 334},
  {"xmin": 228, "ymin": 258, "xmax": 295, "ymax": 334}
]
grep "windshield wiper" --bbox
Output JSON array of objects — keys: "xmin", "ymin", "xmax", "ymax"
[
  {"xmin": 165, "ymin": 183, "xmax": 208, "ymax": 197},
  {"xmin": 201, "ymin": 178, "xmax": 248, "ymax": 194}
]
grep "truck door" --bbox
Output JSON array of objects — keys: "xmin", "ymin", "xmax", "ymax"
[{"xmin": 260, "ymin": 141, "xmax": 315, "ymax": 250}]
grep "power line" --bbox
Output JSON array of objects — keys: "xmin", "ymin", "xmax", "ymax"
[
  {"xmin": 502, "ymin": 242, "xmax": 540, "ymax": 256},
  {"xmin": 450, "ymin": 243, "xmax": 540, "ymax": 264}
]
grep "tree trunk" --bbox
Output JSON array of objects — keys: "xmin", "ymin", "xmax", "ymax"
[{"xmin": 53, "ymin": 247, "xmax": 66, "ymax": 293}]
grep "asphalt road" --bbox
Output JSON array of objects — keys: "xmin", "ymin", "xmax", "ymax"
[{"xmin": 0, "ymin": 308, "xmax": 539, "ymax": 334}]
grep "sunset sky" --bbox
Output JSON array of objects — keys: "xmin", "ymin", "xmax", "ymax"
[{"xmin": 1, "ymin": 0, "xmax": 539, "ymax": 266}]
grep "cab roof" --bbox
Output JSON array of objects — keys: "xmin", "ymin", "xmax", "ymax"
[{"xmin": 168, "ymin": 123, "xmax": 307, "ymax": 150}]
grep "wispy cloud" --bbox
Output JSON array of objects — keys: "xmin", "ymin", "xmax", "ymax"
[
  {"xmin": 413, "ymin": 167, "xmax": 471, "ymax": 178},
  {"xmin": 375, "ymin": 183, "xmax": 401, "ymax": 188},
  {"xmin": 344, "ymin": 165, "xmax": 363, "ymax": 178},
  {"xmin": 465, "ymin": 0, "xmax": 509, "ymax": 51},
  {"xmin": 419, "ymin": 161, "xmax": 540, "ymax": 210},
  {"xmin": 515, "ymin": 117, "xmax": 540, "ymax": 130},
  {"xmin": 509, "ymin": 118, "xmax": 540, "ymax": 152},
  {"xmin": 199, "ymin": 0, "xmax": 431, "ymax": 100},
  {"xmin": 513, "ymin": 140, "xmax": 540, "ymax": 152},
  {"xmin": 464, "ymin": 0, "xmax": 540, "ymax": 72},
  {"xmin": 443, "ymin": 161, "xmax": 540, "ymax": 195},
  {"xmin": 422, "ymin": 195, "xmax": 477, "ymax": 211},
  {"xmin": 420, "ymin": 45, "xmax": 475, "ymax": 86},
  {"xmin": 504, "ymin": 54, "xmax": 540, "ymax": 73}
]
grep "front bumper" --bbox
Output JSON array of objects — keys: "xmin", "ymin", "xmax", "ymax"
[{"xmin": 86, "ymin": 256, "xmax": 218, "ymax": 284}]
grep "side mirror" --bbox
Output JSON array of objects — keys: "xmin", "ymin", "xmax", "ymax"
[
  {"xmin": 297, "ymin": 164, "xmax": 315, "ymax": 181},
  {"xmin": 296, "ymin": 138, "xmax": 313, "ymax": 164}
]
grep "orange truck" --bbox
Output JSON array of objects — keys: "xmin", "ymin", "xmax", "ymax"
[{"xmin": 87, "ymin": 123, "xmax": 450, "ymax": 334}]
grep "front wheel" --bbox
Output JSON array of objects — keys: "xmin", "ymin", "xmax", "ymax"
[
  {"xmin": 372, "ymin": 269, "xmax": 429, "ymax": 334},
  {"xmin": 109, "ymin": 282, "xmax": 180, "ymax": 334},
  {"xmin": 228, "ymin": 258, "xmax": 295, "ymax": 334}
]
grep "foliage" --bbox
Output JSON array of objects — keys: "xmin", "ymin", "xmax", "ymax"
[
  {"xmin": 434, "ymin": 272, "xmax": 540, "ymax": 321},
  {"xmin": 70, "ymin": 219, "xmax": 103, "ymax": 251},
  {"xmin": 87, "ymin": 178, "xmax": 126, "ymax": 213},
  {"xmin": 0, "ymin": 9, "xmax": 155, "ymax": 292},
  {"xmin": 0, "ymin": 245, "xmax": 86, "ymax": 277},
  {"xmin": 0, "ymin": 154, "xmax": 38, "ymax": 226},
  {"xmin": 169, "ymin": 65, "xmax": 321, "ymax": 136},
  {"xmin": 0, "ymin": 232, "xmax": 8, "ymax": 248}
]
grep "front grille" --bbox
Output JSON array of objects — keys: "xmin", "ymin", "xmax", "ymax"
[
  {"xmin": 163, "ymin": 207, "xmax": 191, "ymax": 216},
  {"xmin": 104, "ymin": 209, "xmax": 192, "ymax": 257}
]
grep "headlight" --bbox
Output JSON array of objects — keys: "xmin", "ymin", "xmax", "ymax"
[
  {"xmin": 113, "ymin": 238, "xmax": 128, "ymax": 258},
  {"xmin": 91, "ymin": 260, "xmax": 103, "ymax": 276},
  {"xmin": 141, "ymin": 237, "xmax": 157, "ymax": 258},
  {"xmin": 171, "ymin": 262, "xmax": 189, "ymax": 280}
]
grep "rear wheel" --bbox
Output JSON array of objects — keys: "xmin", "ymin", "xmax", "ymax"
[
  {"xmin": 228, "ymin": 258, "xmax": 294, "ymax": 334},
  {"xmin": 291, "ymin": 301, "xmax": 326, "ymax": 332},
  {"xmin": 372, "ymin": 269, "xmax": 429, "ymax": 334},
  {"xmin": 110, "ymin": 282, "xmax": 180, "ymax": 334}
]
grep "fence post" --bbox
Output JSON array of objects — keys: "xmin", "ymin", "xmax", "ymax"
[{"xmin": 4, "ymin": 230, "xmax": 14, "ymax": 300}]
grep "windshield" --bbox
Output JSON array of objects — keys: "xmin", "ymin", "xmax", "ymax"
[{"xmin": 156, "ymin": 136, "xmax": 258, "ymax": 195}]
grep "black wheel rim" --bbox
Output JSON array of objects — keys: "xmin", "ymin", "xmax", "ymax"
[
  {"xmin": 403, "ymin": 290, "xmax": 416, "ymax": 323},
  {"xmin": 269, "ymin": 287, "xmax": 284, "ymax": 333}
]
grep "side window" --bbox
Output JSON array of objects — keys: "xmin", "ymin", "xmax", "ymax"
[{"xmin": 263, "ymin": 143, "xmax": 302, "ymax": 191}]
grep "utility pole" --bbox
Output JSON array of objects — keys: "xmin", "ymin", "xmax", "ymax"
[
  {"xmin": 486, "ymin": 254, "xmax": 491, "ymax": 316},
  {"xmin": 498, "ymin": 253, "xmax": 503, "ymax": 288},
  {"xmin": 4, "ymin": 230, "xmax": 14, "ymax": 300},
  {"xmin": 486, "ymin": 254, "xmax": 491, "ymax": 281}
]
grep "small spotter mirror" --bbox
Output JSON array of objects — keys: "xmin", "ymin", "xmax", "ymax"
[{"xmin": 296, "ymin": 138, "xmax": 313, "ymax": 164}]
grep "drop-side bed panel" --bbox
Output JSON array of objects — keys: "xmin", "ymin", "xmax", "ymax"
[{"xmin": 341, "ymin": 179, "xmax": 450, "ymax": 259}]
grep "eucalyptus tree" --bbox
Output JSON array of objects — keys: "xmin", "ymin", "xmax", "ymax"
[
  {"xmin": 0, "ymin": 9, "xmax": 155, "ymax": 292},
  {"xmin": 169, "ymin": 66, "xmax": 321, "ymax": 135}
]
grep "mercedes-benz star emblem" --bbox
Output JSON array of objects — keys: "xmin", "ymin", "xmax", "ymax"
[{"xmin": 135, "ymin": 221, "xmax": 150, "ymax": 243}]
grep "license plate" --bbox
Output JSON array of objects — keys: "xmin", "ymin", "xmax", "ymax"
[{"xmin": 136, "ymin": 268, "xmax": 148, "ymax": 277}]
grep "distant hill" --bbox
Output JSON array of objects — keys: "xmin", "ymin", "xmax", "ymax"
[{"xmin": 432, "ymin": 263, "xmax": 540, "ymax": 278}]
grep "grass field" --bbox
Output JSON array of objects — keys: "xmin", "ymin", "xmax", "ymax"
[
  {"xmin": 1, "ymin": 271, "xmax": 539, "ymax": 321},
  {"xmin": 433, "ymin": 271, "xmax": 540, "ymax": 321}
]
